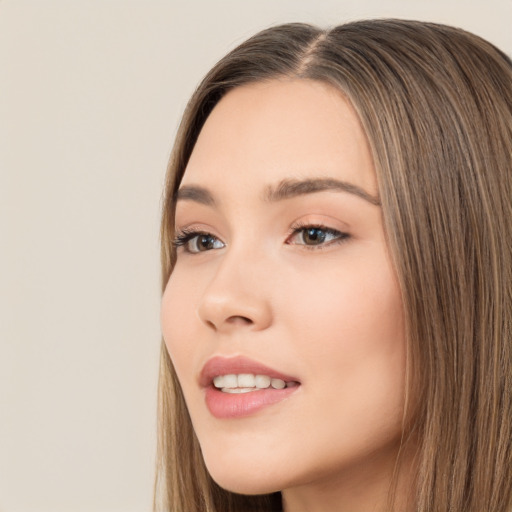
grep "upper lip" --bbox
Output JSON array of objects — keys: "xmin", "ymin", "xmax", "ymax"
[{"xmin": 199, "ymin": 355, "xmax": 300, "ymax": 388}]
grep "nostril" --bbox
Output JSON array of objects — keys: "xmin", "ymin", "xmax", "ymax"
[
  {"xmin": 205, "ymin": 319, "xmax": 216, "ymax": 330},
  {"xmin": 202, "ymin": 315, "xmax": 254, "ymax": 331},
  {"xmin": 226, "ymin": 315, "xmax": 253, "ymax": 326}
]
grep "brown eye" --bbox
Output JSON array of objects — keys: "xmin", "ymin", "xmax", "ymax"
[
  {"xmin": 186, "ymin": 234, "xmax": 225, "ymax": 253},
  {"xmin": 193, "ymin": 234, "xmax": 217, "ymax": 252},
  {"xmin": 302, "ymin": 227, "xmax": 328, "ymax": 245},
  {"xmin": 287, "ymin": 226, "xmax": 349, "ymax": 248},
  {"xmin": 173, "ymin": 231, "xmax": 225, "ymax": 254}
]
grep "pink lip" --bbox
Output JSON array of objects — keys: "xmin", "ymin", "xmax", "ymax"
[
  {"xmin": 200, "ymin": 356, "xmax": 301, "ymax": 419},
  {"xmin": 200, "ymin": 355, "xmax": 299, "ymax": 387}
]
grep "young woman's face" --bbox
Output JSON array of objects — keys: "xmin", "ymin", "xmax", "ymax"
[{"xmin": 161, "ymin": 79, "xmax": 407, "ymax": 499}]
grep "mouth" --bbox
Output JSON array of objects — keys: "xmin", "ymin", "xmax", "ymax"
[
  {"xmin": 213, "ymin": 373, "xmax": 300, "ymax": 393},
  {"xmin": 200, "ymin": 356, "xmax": 301, "ymax": 418}
]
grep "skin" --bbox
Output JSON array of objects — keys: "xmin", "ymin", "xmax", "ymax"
[{"xmin": 161, "ymin": 79, "xmax": 410, "ymax": 512}]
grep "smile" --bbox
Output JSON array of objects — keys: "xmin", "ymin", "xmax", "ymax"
[
  {"xmin": 213, "ymin": 373, "xmax": 300, "ymax": 393},
  {"xmin": 200, "ymin": 356, "xmax": 301, "ymax": 418}
]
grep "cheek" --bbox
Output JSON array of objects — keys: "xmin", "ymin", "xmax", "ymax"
[
  {"xmin": 161, "ymin": 269, "xmax": 201, "ymax": 384},
  {"xmin": 282, "ymin": 250, "xmax": 404, "ymax": 356},
  {"xmin": 280, "ymin": 250, "xmax": 406, "ymax": 425}
]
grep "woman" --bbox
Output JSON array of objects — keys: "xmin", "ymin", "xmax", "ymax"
[{"xmin": 156, "ymin": 20, "xmax": 512, "ymax": 512}]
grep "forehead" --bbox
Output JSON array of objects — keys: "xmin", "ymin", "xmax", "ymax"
[{"xmin": 182, "ymin": 79, "xmax": 376, "ymax": 196}]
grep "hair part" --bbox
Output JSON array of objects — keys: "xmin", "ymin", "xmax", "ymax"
[{"xmin": 156, "ymin": 20, "xmax": 512, "ymax": 512}]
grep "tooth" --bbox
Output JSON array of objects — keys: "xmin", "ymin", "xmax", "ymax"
[
  {"xmin": 223, "ymin": 374, "xmax": 238, "ymax": 388},
  {"xmin": 223, "ymin": 387, "xmax": 256, "ymax": 394},
  {"xmin": 237, "ymin": 374, "xmax": 255, "ymax": 387},
  {"xmin": 255, "ymin": 375, "xmax": 271, "ymax": 388},
  {"xmin": 271, "ymin": 378, "xmax": 286, "ymax": 389},
  {"xmin": 286, "ymin": 381, "xmax": 299, "ymax": 388},
  {"xmin": 213, "ymin": 376, "xmax": 225, "ymax": 388}
]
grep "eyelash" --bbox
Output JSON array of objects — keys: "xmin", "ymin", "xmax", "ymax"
[
  {"xmin": 172, "ymin": 228, "xmax": 221, "ymax": 253},
  {"xmin": 173, "ymin": 224, "xmax": 350, "ymax": 254}
]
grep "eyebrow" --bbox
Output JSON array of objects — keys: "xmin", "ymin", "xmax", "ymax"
[
  {"xmin": 175, "ymin": 185, "xmax": 216, "ymax": 206},
  {"xmin": 175, "ymin": 177, "xmax": 381, "ymax": 207},
  {"xmin": 264, "ymin": 178, "xmax": 381, "ymax": 206}
]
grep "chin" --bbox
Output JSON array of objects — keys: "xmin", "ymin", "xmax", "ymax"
[
  {"xmin": 202, "ymin": 449, "xmax": 285, "ymax": 495},
  {"xmin": 208, "ymin": 469, "xmax": 282, "ymax": 496}
]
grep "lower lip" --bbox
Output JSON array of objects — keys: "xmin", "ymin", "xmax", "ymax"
[{"xmin": 204, "ymin": 385, "xmax": 299, "ymax": 419}]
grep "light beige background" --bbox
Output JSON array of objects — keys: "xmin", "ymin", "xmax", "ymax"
[{"xmin": 1, "ymin": 0, "xmax": 510, "ymax": 511}]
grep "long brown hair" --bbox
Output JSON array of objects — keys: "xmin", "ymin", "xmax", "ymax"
[{"xmin": 155, "ymin": 20, "xmax": 512, "ymax": 511}]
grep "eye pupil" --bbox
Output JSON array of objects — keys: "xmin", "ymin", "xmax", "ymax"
[
  {"xmin": 304, "ymin": 228, "xmax": 326, "ymax": 245},
  {"xmin": 198, "ymin": 235, "xmax": 215, "ymax": 251}
]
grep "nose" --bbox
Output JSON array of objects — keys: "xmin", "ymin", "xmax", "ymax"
[{"xmin": 197, "ymin": 248, "xmax": 273, "ymax": 333}]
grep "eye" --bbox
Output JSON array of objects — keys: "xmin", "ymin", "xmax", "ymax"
[
  {"xmin": 286, "ymin": 225, "xmax": 349, "ymax": 248},
  {"xmin": 173, "ymin": 230, "xmax": 225, "ymax": 254}
]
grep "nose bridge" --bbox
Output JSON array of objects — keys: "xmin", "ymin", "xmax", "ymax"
[{"xmin": 197, "ymin": 241, "xmax": 273, "ymax": 332}]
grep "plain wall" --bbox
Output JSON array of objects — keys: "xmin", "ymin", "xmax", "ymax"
[{"xmin": 1, "ymin": 0, "xmax": 511, "ymax": 510}]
